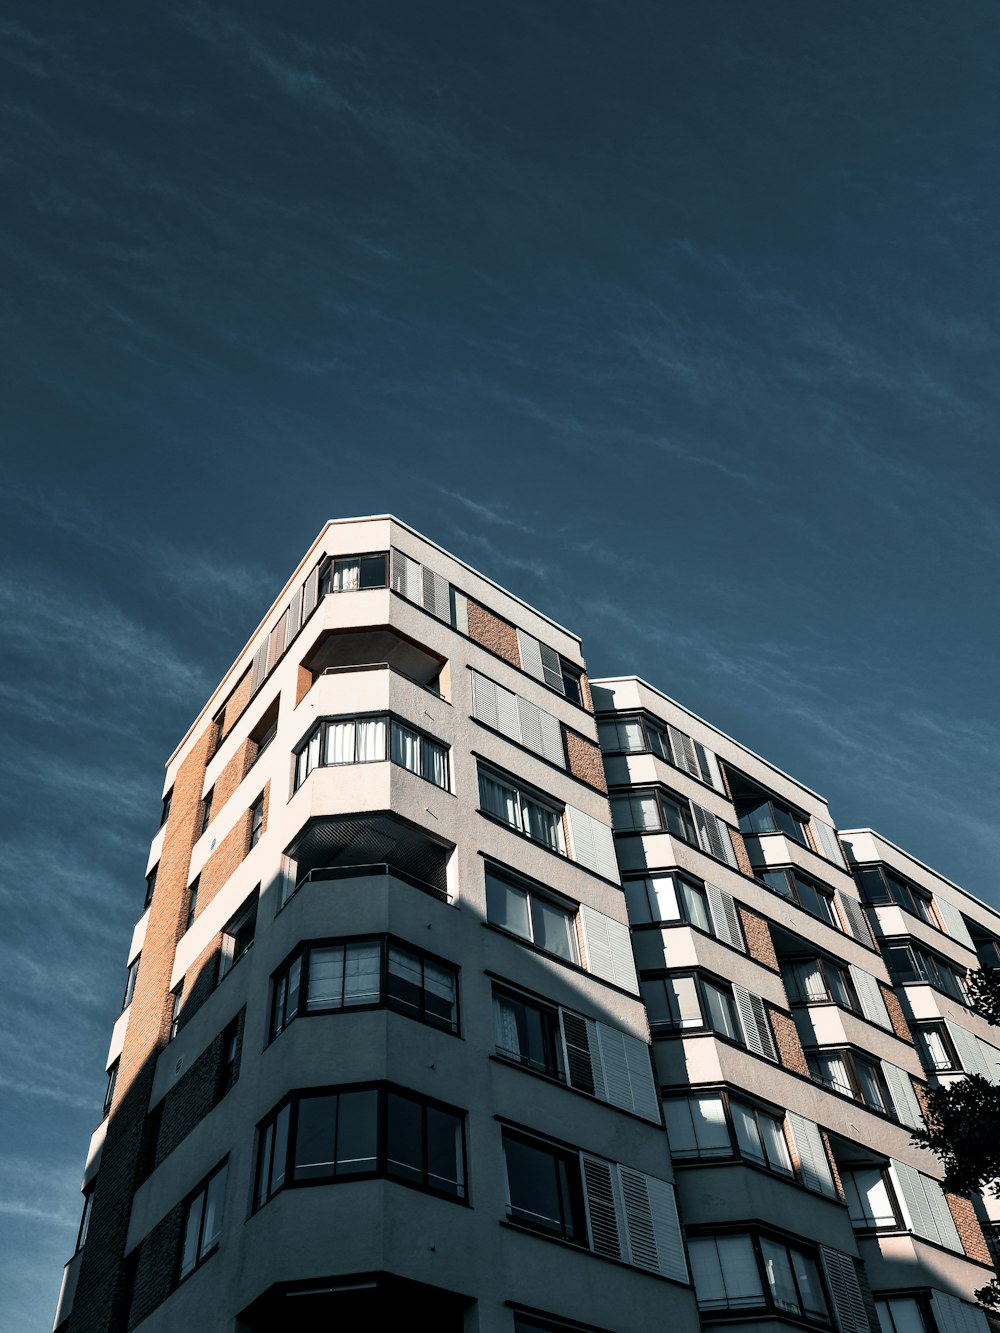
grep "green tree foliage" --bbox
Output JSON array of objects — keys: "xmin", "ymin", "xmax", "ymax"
[{"xmin": 967, "ymin": 968, "xmax": 1000, "ymax": 1028}]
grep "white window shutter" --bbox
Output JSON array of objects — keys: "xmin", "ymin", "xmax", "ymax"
[
  {"xmin": 786, "ymin": 1113, "xmax": 837, "ymax": 1197},
  {"xmin": 733, "ymin": 985, "xmax": 777, "ymax": 1062},
  {"xmin": 838, "ymin": 893, "xmax": 873, "ymax": 945},
  {"xmin": 890, "ymin": 1161, "xmax": 961, "ymax": 1250},
  {"xmin": 390, "ymin": 548, "xmax": 409, "ymax": 594},
  {"xmin": 249, "ymin": 642, "xmax": 268, "ymax": 697},
  {"xmin": 580, "ymin": 903, "xmax": 638, "ymax": 992},
  {"xmin": 622, "ymin": 1032, "xmax": 661, "ymax": 1122},
  {"xmin": 581, "ymin": 1156, "xmax": 625, "ymax": 1262},
  {"xmin": 820, "ymin": 1248, "xmax": 872, "ymax": 1333},
  {"xmin": 516, "ymin": 695, "xmax": 544, "ymax": 755},
  {"xmin": 516, "ymin": 628, "xmax": 545, "ymax": 682},
  {"xmin": 620, "ymin": 1169, "xmax": 688, "ymax": 1282},
  {"xmin": 538, "ymin": 710, "xmax": 566, "ymax": 767},
  {"xmin": 566, "ymin": 806, "xmax": 621, "ymax": 884},
  {"xmin": 301, "ymin": 564, "xmax": 320, "ymax": 620},
  {"xmin": 421, "ymin": 566, "xmax": 450, "ymax": 622},
  {"xmin": 667, "ymin": 724, "xmax": 699, "ymax": 777},
  {"xmin": 471, "ymin": 672, "xmax": 500, "ymax": 731},
  {"xmin": 560, "ymin": 1010, "xmax": 606, "ymax": 1100},
  {"xmin": 881, "ymin": 1062, "xmax": 924, "ymax": 1130},
  {"xmin": 594, "ymin": 1022, "xmax": 632, "ymax": 1113},
  {"xmin": 265, "ymin": 620, "xmax": 283, "ymax": 674},
  {"xmin": 284, "ymin": 586, "xmax": 303, "ymax": 650},
  {"xmin": 705, "ymin": 883, "xmax": 745, "ymax": 951},
  {"xmin": 700, "ymin": 745, "xmax": 725, "ymax": 793},
  {"xmin": 932, "ymin": 1292, "xmax": 991, "ymax": 1333},
  {"xmin": 813, "ymin": 818, "xmax": 847, "ymax": 868},
  {"xmin": 946, "ymin": 1021, "xmax": 1000, "ymax": 1085},
  {"xmin": 935, "ymin": 899, "xmax": 975, "ymax": 951},
  {"xmin": 692, "ymin": 803, "xmax": 737, "ymax": 867},
  {"xmin": 849, "ymin": 966, "xmax": 892, "ymax": 1029},
  {"xmin": 452, "ymin": 589, "xmax": 468, "ymax": 635}
]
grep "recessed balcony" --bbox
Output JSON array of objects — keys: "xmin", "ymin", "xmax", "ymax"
[{"xmin": 287, "ymin": 812, "xmax": 451, "ymax": 901}]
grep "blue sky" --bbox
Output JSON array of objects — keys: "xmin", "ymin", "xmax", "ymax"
[{"xmin": 2, "ymin": 4, "xmax": 999, "ymax": 1326}]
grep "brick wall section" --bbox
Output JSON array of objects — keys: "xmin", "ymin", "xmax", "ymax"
[
  {"xmin": 769, "ymin": 1007, "xmax": 810, "ymax": 1076},
  {"xmin": 947, "ymin": 1193, "xmax": 994, "ymax": 1265},
  {"xmin": 913, "ymin": 1080, "xmax": 932, "ymax": 1124},
  {"xmin": 125, "ymin": 1202, "xmax": 184, "ymax": 1330},
  {"xmin": 194, "ymin": 781, "xmax": 268, "ymax": 917},
  {"xmin": 219, "ymin": 669, "xmax": 251, "ymax": 739},
  {"xmin": 212, "ymin": 738, "xmax": 255, "ymax": 809},
  {"xmin": 70, "ymin": 727, "xmax": 214, "ymax": 1333},
  {"xmin": 729, "ymin": 827, "xmax": 755, "ymax": 878},
  {"xmin": 178, "ymin": 940, "xmax": 221, "ymax": 1028},
  {"xmin": 564, "ymin": 730, "xmax": 608, "ymax": 793},
  {"xmin": 579, "ymin": 672, "xmax": 594, "ymax": 713},
  {"xmin": 155, "ymin": 1008, "xmax": 245, "ymax": 1166},
  {"xmin": 821, "ymin": 1131, "xmax": 845, "ymax": 1200},
  {"xmin": 739, "ymin": 907, "xmax": 779, "ymax": 971},
  {"xmin": 467, "ymin": 599, "xmax": 520, "ymax": 667},
  {"xmin": 880, "ymin": 983, "xmax": 915, "ymax": 1043},
  {"xmin": 296, "ymin": 663, "xmax": 313, "ymax": 705}
]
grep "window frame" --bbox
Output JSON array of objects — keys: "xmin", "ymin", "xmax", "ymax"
[
  {"xmin": 609, "ymin": 785, "xmax": 698, "ymax": 844},
  {"xmin": 199, "ymin": 787, "xmax": 213, "ymax": 837},
  {"xmin": 854, "ymin": 864, "xmax": 936, "ymax": 926},
  {"xmin": 270, "ymin": 935, "xmax": 460, "ymax": 1041},
  {"xmin": 484, "ymin": 863, "xmax": 579, "ymax": 965},
  {"xmin": 729, "ymin": 773, "xmax": 809, "ymax": 847},
  {"xmin": 185, "ymin": 877, "xmax": 199, "ymax": 932},
  {"xmin": 478, "ymin": 765, "xmax": 566, "ymax": 855},
  {"xmin": 492, "ymin": 984, "xmax": 566, "ymax": 1082},
  {"xmin": 781, "ymin": 955, "xmax": 858, "ymax": 1012},
  {"xmin": 882, "ymin": 940, "xmax": 968, "ymax": 1004},
  {"xmin": 75, "ymin": 1185, "xmax": 95, "ymax": 1252},
  {"xmin": 219, "ymin": 891, "xmax": 258, "ymax": 979},
  {"xmin": 842, "ymin": 1165, "xmax": 906, "ymax": 1231},
  {"xmin": 318, "ymin": 551, "xmax": 390, "ymax": 596},
  {"xmin": 249, "ymin": 794, "xmax": 265, "ymax": 848},
  {"xmin": 293, "ymin": 712, "xmax": 450, "ymax": 792},
  {"xmin": 144, "ymin": 865, "xmax": 157, "ymax": 909},
  {"xmin": 688, "ymin": 1230, "xmax": 829, "ymax": 1323},
  {"xmin": 159, "ymin": 787, "xmax": 173, "ymax": 828},
  {"xmin": 177, "ymin": 1159, "xmax": 228, "ymax": 1284},
  {"xmin": 252, "ymin": 1083, "xmax": 467, "ymax": 1210},
  {"xmin": 598, "ymin": 712, "xmax": 720, "ymax": 789},
  {"xmin": 500, "ymin": 1126, "xmax": 588, "ymax": 1246},
  {"xmin": 122, "ymin": 954, "xmax": 140, "ymax": 1010},
  {"xmin": 758, "ymin": 866, "xmax": 837, "ymax": 927},
  {"xmin": 911, "ymin": 1021, "xmax": 961, "ymax": 1073},
  {"xmin": 663, "ymin": 1090, "xmax": 795, "ymax": 1183},
  {"xmin": 806, "ymin": 1047, "xmax": 891, "ymax": 1113}
]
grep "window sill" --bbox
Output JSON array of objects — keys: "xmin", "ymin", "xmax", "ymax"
[{"xmin": 489, "ymin": 1053, "xmax": 661, "ymax": 1127}]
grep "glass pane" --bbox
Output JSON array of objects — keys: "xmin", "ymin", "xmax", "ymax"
[
  {"xmin": 293, "ymin": 1095, "xmax": 338, "ymax": 1180},
  {"xmin": 391, "ymin": 722, "xmax": 420, "ymax": 773},
  {"xmin": 689, "ymin": 1238, "xmax": 726, "ymax": 1308},
  {"xmin": 306, "ymin": 946, "xmax": 345, "ymax": 1010},
  {"xmin": 828, "ymin": 965, "xmax": 853, "ymax": 1009},
  {"xmin": 359, "ymin": 553, "xmax": 387, "ymax": 588},
  {"xmin": 794, "ymin": 960, "xmax": 828, "ymax": 1002},
  {"xmin": 857, "ymin": 867, "xmax": 891, "ymax": 904},
  {"xmin": 387, "ymin": 945, "xmax": 423, "ymax": 1016},
  {"xmin": 703, "ymin": 983, "xmax": 737, "ymax": 1039},
  {"xmin": 646, "ymin": 875, "xmax": 681, "ymax": 922},
  {"xmin": 667, "ymin": 976, "xmax": 703, "ymax": 1029},
  {"xmin": 791, "ymin": 1249, "xmax": 827, "ymax": 1318},
  {"xmin": 425, "ymin": 1108, "xmax": 464, "ymax": 1196},
  {"xmin": 678, "ymin": 880, "xmax": 711, "ymax": 933},
  {"xmin": 619, "ymin": 719, "xmax": 645, "ymax": 752},
  {"xmin": 916, "ymin": 1025, "xmax": 952, "ymax": 1071},
  {"xmin": 761, "ymin": 1237, "xmax": 800, "ymax": 1312},
  {"xmin": 691, "ymin": 1096, "xmax": 731, "ymax": 1155},
  {"xmin": 659, "ymin": 794, "xmax": 689, "ymax": 838},
  {"xmin": 663, "ymin": 1099, "xmax": 699, "ymax": 1157},
  {"xmin": 640, "ymin": 980, "xmax": 671, "ymax": 1029},
  {"xmin": 422, "ymin": 959, "xmax": 456, "ymax": 1031},
  {"xmin": 597, "ymin": 722, "xmax": 620, "ymax": 752},
  {"xmin": 335, "ymin": 1089, "xmax": 378, "ymax": 1175},
  {"xmin": 883, "ymin": 1299, "xmax": 928, "ymax": 1333},
  {"xmin": 343, "ymin": 941, "xmax": 381, "ymax": 1006},
  {"xmin": 632, "ymin": 792, "xmax": 662, "ymax": 831},
  {"xmin": 531, "ymin": 897, "xmax": 577, "ymax": 961},
  {"xmin": 774, "ymin": 805, "xmax": 807, "ymax": 844},
  {"xmin": 760, "ymin": 1113, "xmax": 793, "ymax": 1173},
  {"xmin": 332, "ymin": 558, "xmax": 360, "ymax": 591},
  {"xmin": 356, "ymin": 717, "xmax": 386, "ymax": 762},
  {"xmin": 816, "ymin": 1053, "xmax": 854, "ymax": 1098},
  {"xmin": 731, "ymin": 1102, "xmax": 766, "ymax": 1165},
  {"xmin": 610, "ymin": 794, "xmax": 638, "ymax": 830},
  {"xmin": 179, "ymin": 1192, "xmax": 204, "ymax": 1278},
  {"xmin": 715, "ymin": 1235, "xmax": 763, "ymax": 1307},
  {"xmin": 486, "ymin": 874, "xmax": 531, "ymax": 939},
  {"xmin": 480, "ymin": 776, "xmax": 520, "ymax": 828},
  {"xmin": 761, "ymin": 869, "xmax": 794, "ymax": 899},
  {"xmin": 325, "ymin": 721, "xmax": 355, "ymax": 765},
  {"xmin": 738, "ymin": 798, "xmax": 776, "ymax": 835},
  {"xmin": 421, "ymin": 737, "xmax": 447, "ymax": 788},
  {"xmin": 503, "ymin": 1134, "xmax": 577, "ymax": 1238},
  {"xmin": 286, "ymin": 955, "xmax": 302, "ymax": 1022},
  {"xmin": 200, "ymin": 1165, "xmax": 227, "ymax": 1255},
  {"xmin": 386, "ymin": 1092, "xmax": 423, "ymax": 1184},
  {"xmin": 270, "ymin": 1104, "xmax": 290, "ymax": 1194},
  {"xmin": 524, "ymin": 798, "xmax": 561, "ymax": 850},
  {"xmin": 854, "ymin": 1060, "xmax": 886, "ymax": 1111}
]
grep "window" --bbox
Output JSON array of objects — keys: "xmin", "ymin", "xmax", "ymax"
[
  {"xmin": 689, "ymin": 1234, "xmax": 827, "ymax": 1321},
  {"xmin": 220, "ymin": 892, "xmax": 257, "ymax": 978},
  {"xmin": 502, "ymin": 1129, "xmax": 587, "ymax": 1243},
  {"xmin": 625, "ymin": 873, "xmax": 711, "ymax": 932},
  {"xmin": 855, "ymin": 865, "xmax": 934, "ymax": 924},
  {"xmin": 730, "ymin": 1101, "xmax": 793, "ymax": 1175},
  {"xmin": 479, "ymin": 768, "xmax": 565, "ymax": 853},
  {"xmin": 642, "ymin": 975, "xmax": 778, "ymax": 1061},
  {"xmin": 843, "ymin": 1168, "xmax": 903, "ymax": 1229},
  {"xmin": 249, "ymin": 700, "xmax": 279, "ymax": 764},
  {"xmin": 883, "ymin": 942, "xmax": 968, "ymax": 1004},
  {"xmin": 319, "ymin": 552, "xmax": 388, "ymax": 595},
  {"xmin": 806, "ymin": 1050, "xmax": 889, "ymax": 1112},
  {"xmin": 144, "ymin": 866, "xmax": 157, "ymax": 909},
  {"xmin": 76, "ymin": 1186, "xmax": 94, "ymax": 1251},
  {"xmin": 169, "ymin": 986, "xmax": 183, "ymax": 1040},
  {"xmin": 610, "ymin": 786, "xmax": 737, "ymax": 866},
  {"xmin": 294, "ymin": 715, "xmax": 448, "ymax": 790},
  {"xmin": 876, "ymin": 1298, "xmax": 933, "ymax": 1333},
  {"xmin": 122, "ymin": 955, "xmax": 140, "ymax": 1010},
  {"xmin": 212, "ymin": 707, "xmax": 226, "ymax": 754},
  {"xmin": 185, "ymin": 878, "xmax": 199, "ymax": 931},
  {"xmin": 178, "ymin": 1160, "xmax": 227, "ymax": 1282},
  {"xmin": 729, "ymin": 772, "xmax": 808, "ymax": 846},
  {"xmin": 218, "ymin": 1017, "xmax": 241, "ymax": 1097},
  {"xmin": 975, "ymin": 937, "xmax": 1000, "ymax": 971},
  {"xmin": 485, "ymin": 867, "xmax": 578, "ymax": 962},
  {"xmin": 249, "ymin": 794, "xmax": 265, "ymax": 848},
  {"xmin": 253, "ymin": 1085, "xmax": 466, "ymax": 1208},
  {"xmin": 159, "ymin": 787, "xmax": 173, "ymax": 827},
  {"xmin": 782, "ymin": 958, "xmax": 856, "ymax": 1010},
  {"xmin": 912, "ymin": 1022, "xmax": 960, "ymax": 1073},
  {"xmin": 493, "ymin": 989, "xmax": 564, "ymax": 1080},
  {"xmin": 664, "ymin": 1094, "xmax": 733, "ymax": 1159},
  {"xmin": 103, "ymin": 1061, "xmax": 118, "ymax": 1117},
  {"xmin": 598, "ymin": 714, "xmax": 722, "ymax": 789},
  {"xmin": 199, "ymin": 788, "xmax": 213, "ymax": 837},
  {"xmin": 759, "ymin": 867, "xmax": 836, "ymax": 926},
  {"xmin": 560, "ymin": 663, "xmax": 584, "ymax": 707},
  {"xmin": 271, "ymin": 938, "xmax": 459, "ymax": 1039}
]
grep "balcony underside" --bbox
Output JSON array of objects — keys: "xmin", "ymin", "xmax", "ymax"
[
  {"xmin": 288, "ymin": 812, "xmax": 451, "ymax": 898},
  {"xmin": 238, "ymin": 1271, "xmax": 470, "ymax": 1332}
]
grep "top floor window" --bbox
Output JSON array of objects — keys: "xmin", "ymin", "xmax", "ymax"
[
  {"xmin": 598, "ymin": 714, "xmax": 724, "ymax": 790},
  {"xmin": 728, "ymin": 772, "xmax": 808, "ymax": 846},
  {"xmin": 478, "ymin": 767, "xmax": 565, "ymax": 854},
  {"xmin": 854, "ymin": 865, "xmax": 934, "ymax": 925},
  {"xmin": 319, "ymin": 552, "xmax": 389, "ymax": 595},
  {"xmin": 883, "ymin": 942, "xmax": 968, "ymax": 1004},
  {"xmin": 159, "ymin": 787, "xmax": 173, "ymax": 828},
  {"xmin": 759, "ymin": 867, "xmax": 837, "ymax": 927},
  {"xmin": 295, "ymin": 715, "xmax": 449, "ymax": 792}
]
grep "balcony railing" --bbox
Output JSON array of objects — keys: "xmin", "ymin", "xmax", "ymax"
[{"xmin": 294, "ymin": 862, "xmax": 449, "ymax": 903}]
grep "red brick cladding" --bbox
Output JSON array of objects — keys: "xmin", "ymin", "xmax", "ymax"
[
  {"xmin": 769, "ymin": 1007, "xmax": 810, "ymax": 1076},
  {"xmin": 729, "ymin": 827, "xmax": 755, "ymax": 878},
  {"xmin": 212, "ymin": 738, "xmax": 255, "ymax": 810},
  {"xmin": 739, "ymin": 907, "xmax": 779, "ymax": 971},
  {"xmin": 467, "ymin": 599, "xmax": 520, "ymax": 667},
  {"xmin": 70, "ymin": 728, "xmax": 214, "ymax": 1333},
  {"xmin": 154, "ymin": 1009, "xmax": 245, "ymax": 1167},
  {"xmin": 880, "ymin": 983, "xmax": 915, "ymax": 1044},
  {"xmin": 564, "ymin": 730, "xmax": 608, "ymax": 793},
  {"xmin": 125, "ymin": 1202, "xmax": 184, "ymax": 1330},
  {"xmin": 946, "ymin": 1193, "xmax": 993, "ymax": 1265},
  {"xmin": 821, "ymin": 1131, "xmax": 845, "ymax": 1200}
]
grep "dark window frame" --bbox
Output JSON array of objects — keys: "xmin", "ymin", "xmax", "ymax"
[
  {"xmin": 501, "ymin": 1126, "xmax": 588, "ymax": 1246},
  {"xmin": 122, "ymin": 954, "xmax": 140, "ymax": 1010},
  {"xmin": 249, "ymin": 794, "xmax": 265, "ymax": 848},
  {"xmin": 177, "ymin": 1159, "xmax": 228, "ymax": 1284},
  {"xmin": 103, "ymin": 1060, "xmax": 119, "ymax": 1118},
  {"xmin": 318, "ymin": 551, "xmax": 390, "ymax": 596},
  {"xmin": 294, "ymin": 712, "xmax": 450, "ymax": 792},
  {"xmin": 911, "ymin": 1021, "xmax": 961, "ymax": 1073},
  {"xmin": 484, "ymin": 862, "xmax": 579, "ymax": 965},
  {"xmin": 598, "ymin": 713, "xmax": 719, "ymax": 788},
  {"xmin": 609, "ymin": 784, "xmax": 698, "ymax": 844},
  {"xmin": 781, "ymin": 955, "xmax": 859, "ymax": 1012},
  {"xmin": 185, "ymin": 877, "xmax": 199, "ymax": 932},
  {"xmin": 159, "ymin": 788, "xmax": 173, "ymax": 828},
  {"xmin": 144, "ymin": 865, "xmax": 157, "ymax": 909},
  {"xmin": 882, "ymin": 940, "xmax": 968, "ymax": 1004},
  {"xmin": 757, "ymin": 865, "xmax": 837, "ymax": 927},
  {"xmin": 492, "ymin": 984, "xmax": 565, "ymax": 1082},
  {"xmin": 75, "ymin": 1185, "xmax": 94, "ymax": 1251},
  {"xmin": 200, "ymin": 788, "xmax": 213, "ymax": 837},
  {"xmin": 854, "ymin": 864, "xmax": 936, "ymax": 926},
  {"xmin": 805, "ymin": 1046, "xmax": 891, "ymax": 1113},
  {"xmin": 477, "ymin": 764, "xmax": 567, "ymax": 855},
  {"xmin": 688, "ymin": 1229, "xmax": 830, "ymax": 1323}
]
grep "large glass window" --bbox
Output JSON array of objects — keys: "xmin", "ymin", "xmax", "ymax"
[
  {"xmin": 855, "ymin": 865, "xmax": 934, "ymax": 924},
  {"xmin": 610, "ymin": 789, "xmax": 697, "ymax": 843},
  {"xmin": 271, "ymin": 937, "xmax": 458, "ymax": 1039},
  {"xmin": 736, "ymin": 793, "xmax": 808, "ymax": 844},
  {"xmin": 502, "ymin": 1129, "xmax": 587, "ymax": 1244},
  {"xmin": 663, "ymin": 1095, "xmax": 732, "ymax": 1159},
  {"xmin": 883, "ymin": 942, "xmax": 968, "ymax": 1004},
  {"xmin": 912, "ymin": 1022, "xmax": 960, "ymax": 1073},
  {"xmin": 843, "ymin": 1168, "xmax": 901, "ymax": 1229},
  {"xmin": 493, "ymin": 989, "xmax": 564, "ymax": 1079},
  {"xmin": 598, "ymin": 715, "xmax": 720, "ymax": 788},
  {"xmin": 806, "ymin": 1050, "xmax": 888, "ymax": 1113},
  {"xmin": 730, "ymin": 1101, "xmax": 793, "ymax": 1175},
  {"xmin": 760, "ymin": 868, "xmax": 836, "ymax": 926},
  {"xmin": 624, "ymin": 873, "xmax": 711, "ymax": 933},
  {"xmin": 689, "ymin": 1235, "xmax": 764, "ymax": 1311},
  {"xmin": 254, "ymin": 1086, "xmax": 465, "ymax": 1209},
  {"xmin": 295, "ymin": 715, "xmax": 448, "ymax": 790},
  {"xmin": 179, "ymin": 1160, "xmax": 227, "ymax": 1282},
  {"xmin": 485, "ymin": 868, "xmax": 578, "ymax": 963},
  {"xmin": 319, "ymin": 552, "xmax": 389, "ymax": 595},
  {"xmin": 876, "ymin": 1298, "xmax": 933, "ymax": 1333},
  {"xmin": 479, "ymin": 770, "xmax": 564, "ymax": 853},
  {"xmin": 782, "ymin": 958, "xmax": 856, "ymax": 1010}
]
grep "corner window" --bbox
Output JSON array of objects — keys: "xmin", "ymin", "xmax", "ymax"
[
  {"xmin": 855, "ymin": 865, "xmax": 934, "ymax": 924},
  {"xmin": 843, "ymin": 1167, "xmax": 902, "ymax": 1230},
  {"xmin": 478, "ymin": 768, "xmax": 565, "ymax": 853},
  {"xmin": 781, "ymin": 958, "xmax": 856, "ymax": 1010},
  {"xmin": 220, "ymin": 891, "xmax": 257, "ymax": 977},
  {"xmin": 485, "ymin": 867, "xmax": 578, "ymax": 963},
  {"xmin": 729, "ymin": 772, "xmax": 808, "ymax": 846},
  {"xmin": 624, "ymin": 873, "xmax": 711, "ymax": 932},
  {"xmin": 611, "ymin": 788, "xmax": 696, "ymax": 842},
  {"xmin": 760, "ymin": 868, "xmax": 836, "ymax": 926},
  {"xmin": 689, "ymin": 1234, "xmax": 827, "ymax": 1321},
  {"xmin": 218, "ymin": 1017, "xmax": 241, "ymax": 1098},
  {"xmin": 249, "ymin": 794, "xmax": 265, "ymax": 848},
  {"xmin": 912, "ymin": 1022, "xmax": 960, "ymax": 1073},
  {"xmin": 806, "ymin": 1049, "xmax": 888, "ymax": 1112},
  {"xmin": 663, "ymin": 1095, "xmax": 732, "ymax": 1159},
  {"xmin": 178, "ymin": 1160, "xmax": 227, "ymax": 1282},
  {"xmin": 876, "ymin": 1297, "xmax": 933, "ymax": 1333},
  {"xmin": 642, "ymin": 974, "xmax": 777, "ymax": 1061},
  {"xmin": 249, "ymin": 700, "xmax": 279, "ymax": 764},
  {"xmin": 598, "ymin": 714, "xmax": 722, "ymax": 788},
  {"xmin": 200, "ymin": 788, "xmax": 213, "ymax": 837},
  {"xmin": 883, "ymin": 942, "xmax": 968, "ymax": 1004},
  {"xmin": 169, "ymin": 985, "xmax": 183, "ymax": 1040},
  {"xmin": 185, "ymin": 878, "xmax": 199, "ymax": 932},
  {"xmin": 730, "ymin": 1101, "xmax": 793, "ymax": 1175},
  {"xmin": 319, "ymin": 552, "xmax": 389, "ymax": 595},
  {"xmin": 294, "ymin": 715, "xmax": 448, "ymax": 790}
]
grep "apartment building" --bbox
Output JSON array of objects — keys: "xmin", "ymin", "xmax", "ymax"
[{"xmin": 54, "ymin": 518, "xmax": 999, "ymax": 1333}]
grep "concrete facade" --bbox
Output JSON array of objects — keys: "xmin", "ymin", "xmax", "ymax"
[{"xmin": 54, "ymin": 520, "xmax": 999, "ymax": 1333}]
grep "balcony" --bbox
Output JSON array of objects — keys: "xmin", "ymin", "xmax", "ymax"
[
  {"xmin": 301, "ymin": 628, "xmax": 446, "ymax": 699},
  {"xmin": 287, "ymin": 813, "xmax": 451, "ymax": 902}
]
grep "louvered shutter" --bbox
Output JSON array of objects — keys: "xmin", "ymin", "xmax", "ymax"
[
  {"xmin": 452, "ymin": 589, "xmax": 468, "ymax": 635},
  {"xmin": 538, "ymin": 711, "xmax": 565, "ymax": 766},
  {"xmin": 390, "ymin": 548, "xmax": 408, "ymax": 594},
  {"xmin": 566, "ymin": 806, "xmax": 621, "ymax": 884},
  {"xmin": 849, "ymin": 966, "xmax": 892, "ymax": 1029},
  {"xmin": 881, "ymin": 1063, "xmax": 924, "ymax": 1130},
  {"xmin": 813, "ymin": 818, "xmax": 847, "ymax": 868},
  {"xmin": 932, "ymin": 1292, "xmax": 991, "ymax": 1333},
  {"xmin": 732, "ymin": 985, "xmax": 778, "ymax": 1061},
  {"xmin": 935, "ymin": 899, "xmax": 976, "ymax": 951},
  {"xmin": 516, "ymin": 629, "xmax": 545, "ymax": 682},
  {"xmin": 391, "ymin": 550, "xmax": 422, "ymax": 604},
  {"xmin": 422, "ymin": 566, "xmax": 450, "ymax": 622},
  {"xmin": 580, "ymin": 903, "xmax": 638, "ymax": 991},
  {"xmin": 821, "ymin": 1249, "xmax": 872, "ymax": 1333},
  {"xmin": 667, "ymin": 724, "xmax": 700, "ymax": 777},
  {"xmin": 594, "ymin": 1022, "xmax": 633, "ymax": 1112},
  {"xmin": 705, "ymin": 883, "xmax": 745, "ymax": 951},
  {"xmin": 699, "ymin": 745, "xmax": 726, "ymax": 793},
  {"xmin": 471, "ymin": 672, "xmax": 499, "ymax": 730},
  {"xmin": 838, "ymin": 893, "xmax": 873, "ymax": 945},
  {"xmin": 692, "ymin": 802, "xmax": 737, "ymax": 867},
  {"xmin": 284, "ymin": 587, "xmax": 303, "ymax": 650},
  {"xmin": 538, "ymin": 641, "xmax": 565, "ymax": 692},
  {"xmin": 890, "ymin": 1161, "xmax": 961, "ymax": 1250},
  {"xmin": 517, "ymin": 695, "xmax": 544, "ymax": 755},
  {"xmin": 622, "ymin": 1032, "xmax": 660, "ymax": 1122},
  {"xmin": 786, "ymin": 1113, "xmax": 837, "ymax": 1197},
  {"xmin": 643, "ymin": 1174, "xmax": 688, "ymax": 1282},
  {"xmin": 301, "ymin": 565, "xmax": 320, "ymax": 621},
  {"xmin": 265, "ymin": 619, "xmax": 283, "ymax": 674},
  {"xmin": 945, "ymin": 1021, "xmax": 1000, "ymax": 1084},
  {"xmin": 561, "ymin": 1010, "xmax": 606, "ymax": 1098},
  {"xmin": 249, "ymin": 642, "xmax": 268, "ymax": 697},
  {"xmin": 581, "ymin": 1156, "xmax": 625, "ymax": 1261}
]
